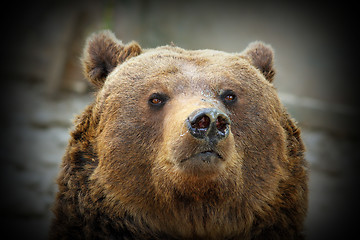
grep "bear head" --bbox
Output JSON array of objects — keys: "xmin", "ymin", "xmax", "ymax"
[{"xmin": 59, "ymin": 30, "xmax": 307, "ymax": 239}]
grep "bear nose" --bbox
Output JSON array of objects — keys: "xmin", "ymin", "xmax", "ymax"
[{"xmin": 186, "ymin": 108, "xmax": 231, "ymax": 144}]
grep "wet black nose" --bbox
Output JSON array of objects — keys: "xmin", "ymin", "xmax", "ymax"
[{"xmin": 186, "ymin": 108, "xmax": 231, "ymax": 144}]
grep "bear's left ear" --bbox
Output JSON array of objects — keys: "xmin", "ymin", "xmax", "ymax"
[
  {"xmin": 243, "ymin": 41, "xmax": 275, "ymax": 83},
  {"xmin": 82, "ymin": 30, "xmax": 142, "ymax": 89}
]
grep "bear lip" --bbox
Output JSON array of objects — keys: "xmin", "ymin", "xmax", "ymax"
[
  {"xmin": 178, "ymin": 150, "xmax": 224, "ymax": 175},
  {"xmin": 180, "ymin": 150, "xmax": 223, "ymax": 163}
]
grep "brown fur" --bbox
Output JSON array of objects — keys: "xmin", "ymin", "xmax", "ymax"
[{"xmin": 50, "ymin": 30, "xmax": 308, "ymax": 240}]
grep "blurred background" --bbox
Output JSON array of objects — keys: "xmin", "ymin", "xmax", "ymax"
[{"xmin": 1, "ymin": 0, "xmax": 359, "ymax": 239}]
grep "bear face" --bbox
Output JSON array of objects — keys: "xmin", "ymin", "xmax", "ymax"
[{"xmin": 51, "ymin": 30, "xmax": 308, "ymax": 240}]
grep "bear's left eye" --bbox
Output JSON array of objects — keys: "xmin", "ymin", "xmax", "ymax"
[
  {"xmin": 148, "ymin": 93, "xmax": 169, "ymax": 107},
  {"xmin": 220, "ymin": 90, "xmax": 237, "ymax": 105}
]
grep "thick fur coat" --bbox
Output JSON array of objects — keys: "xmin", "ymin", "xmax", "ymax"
[{"xmin": 50, "ymin": 30, "xmax": 308, "ymax": 240}]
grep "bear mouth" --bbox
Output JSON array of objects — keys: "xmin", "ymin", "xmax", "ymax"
[
  {"xmin": 181, "ymin": 150, "xmax": 223, "ymax": 163},
  {"xmin": 179, "ymin": 150, "xmax": 224, "ymax": 175}
]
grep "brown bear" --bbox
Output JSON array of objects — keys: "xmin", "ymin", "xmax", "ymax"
[{"xmin": 50, "ymin": 30, "xmax": 308, "ymax": 240}]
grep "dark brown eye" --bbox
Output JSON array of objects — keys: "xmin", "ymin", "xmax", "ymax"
[
  {"xmin": 150, "ymin": 98, "xmax": 162, "ymax": 105},
  {"xmin": 148, "ymin": 93, "xmax": 169, "ymax": 108},
  {"xmin": 221, "ymin": 90, "xmax": 237, "ymax": 105},
  {"xmin": 224, "ymin": 94, "xmax": 235, "ymax": 102}
]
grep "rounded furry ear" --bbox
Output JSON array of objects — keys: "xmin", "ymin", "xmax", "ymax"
[
  {"xmin": 243, "ymin": 41, "xmax": 275, "ymax": 83},
  {"xmin": 82, "ymin": 30, "xmax": 142, "ymax": 89}
]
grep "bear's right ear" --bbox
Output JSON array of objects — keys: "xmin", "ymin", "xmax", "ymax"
[{"xmin": 82, "ymin": 30, "xmax": 142, "ymax": 89}]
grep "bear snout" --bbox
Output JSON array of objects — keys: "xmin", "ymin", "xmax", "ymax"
[{"xmin": 186, "ymin": 108, "xmax": 231, "ymax": 145}]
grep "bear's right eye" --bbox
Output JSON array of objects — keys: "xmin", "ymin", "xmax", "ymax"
[{"xmin": 148, "ymin": 93, "xmax": 169, "ymax": 108}]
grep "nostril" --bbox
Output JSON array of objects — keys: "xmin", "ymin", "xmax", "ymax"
[
  {"xmin": 192, "ymin": 115, "xmax": 211, "ymax": 130},
  {"xmin": 187, "ymin": 108, "xmax": 230, "ymax": 142},
  {"xmin": 216, "ymin": 116, "xmax": 229, "ymax": 133}
]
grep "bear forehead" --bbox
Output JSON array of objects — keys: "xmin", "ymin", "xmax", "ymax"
[
  {"xmin": 138, "ymin": 46, "xmax": 246, "ymax": 74},
  {"xmin": 106, "ymin": 46, "xmax": 262, "ymax": 92}
]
